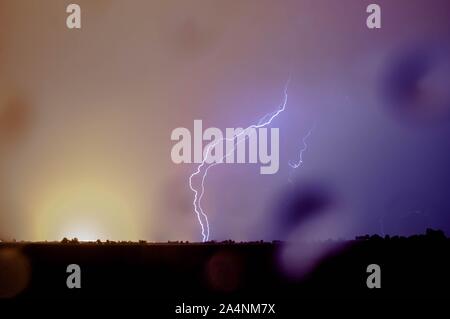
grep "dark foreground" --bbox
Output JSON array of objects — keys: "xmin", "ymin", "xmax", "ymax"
[{"xmin": 1, "ymin": 230, "xmax": 450, "ymax": 304}]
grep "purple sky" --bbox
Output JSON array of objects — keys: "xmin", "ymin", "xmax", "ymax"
[{"xmin": 0, "ymin": 0, "xmax": 449, "ymax": 241}]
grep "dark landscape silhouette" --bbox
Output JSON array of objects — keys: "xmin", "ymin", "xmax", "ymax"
[{"xmin": 1, "ymin": 228, "xmax": 449, "ymax": 300}]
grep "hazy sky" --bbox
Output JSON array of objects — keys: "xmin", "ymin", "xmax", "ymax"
[{"xmin": 0, "ymin": 0, "xmax": 449, "ymax": 241}]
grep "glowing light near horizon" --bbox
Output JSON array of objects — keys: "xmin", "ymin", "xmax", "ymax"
[
  {"xmin": 59, "ymin": 220, "xmax": 104, "ymax": 242},
  {"xmin": 27, "ymin": 169, "xmax": 142, "ymax": 242}
]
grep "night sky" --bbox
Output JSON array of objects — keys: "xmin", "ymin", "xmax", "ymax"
[{"xmin": 0, "ymin": 0, "xmax": 450, "ymax": 242}]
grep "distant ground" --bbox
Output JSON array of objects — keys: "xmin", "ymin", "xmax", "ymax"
[{"xmin": 1, "ymin": 229, "xmax": 449, "ymax": 303}]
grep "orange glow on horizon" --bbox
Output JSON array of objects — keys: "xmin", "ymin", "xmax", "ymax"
[{"xmin": 24, "ymin": 159, "xmax": 144, "ymax": 242}]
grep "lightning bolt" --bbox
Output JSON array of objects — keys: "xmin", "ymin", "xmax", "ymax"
[
  {"xmin": 288, "ymin": 124, "xmax": 314, "ymax": 183},
  {"xmin": 189, "ymin": 80, "xmax": 290, "ymax": 242}
]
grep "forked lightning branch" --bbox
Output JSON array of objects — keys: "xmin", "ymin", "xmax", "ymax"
[
  {"xmin": 170, "ymin": 83, "xmax": 288, "ymax": 242},
  {"xmin": 171, "ymin": 120, "xmax": 280, "ymax": 175}
]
